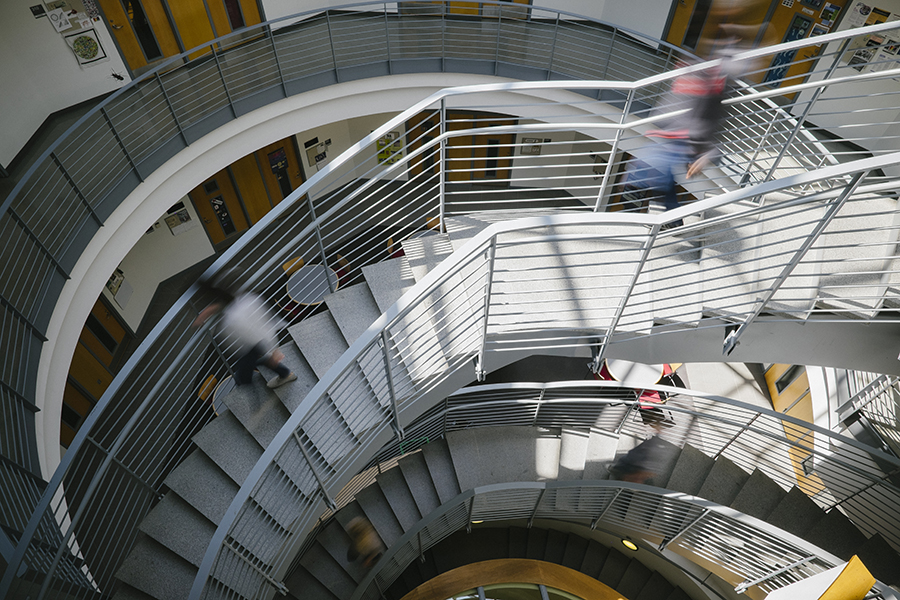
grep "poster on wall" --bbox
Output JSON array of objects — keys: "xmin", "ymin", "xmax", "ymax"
[
  {"xmin": 64, "ymin": 28, "xmax": 107, "ymax": 66},
  {"xmin": 376, "ymin": 132, "xmax": 404, "ymax": 164},
  {"xmin": 819, "ymin": 2, "xmax": 841, "ymax": 26},
  {"xmin": 47, "ymin": 7, "xmax": 72, "ymax": 32}
]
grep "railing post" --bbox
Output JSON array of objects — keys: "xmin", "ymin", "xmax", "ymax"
[
  {"xmin": 6, "ymin": 210, "xmax": 69, "ymax": 279},
  {"xmin": 658, "ymin": 508, "xmax": 709, "ymax": 551},
  {"xmin": 305, "ymin": 194, "xmax": 336, "ymax": 293},
  {"xmin": 723, "ymin": 171, "xmax": 866, "ymax": 355},
  {"xmin": 546, "ymin": 13, "xmax": 560, "ymax": 79},
  {"xmin": 734, "ymin": 556, "xmax": 815, "ymax": 594},
  {"xmin": 156, "ymin": 71, "xmax": 188, "ymax": 145},
  {"xmin": 439, "ymin": 99, "xmax": 447, "ymax": 232},
  {"xmin": 384, "ymin": 3, "xmax": 393, "ymax": 75},
  {"xmin": 494, "ymin": 9, "xmax": 502, "ymax": 76},
  {"xmin": 530, "ymin": 387, "xmax": 546, "ymax": 427},
  {"xmin": 267, "ymin": 24, "xmax": 288, "ymax": 96},
  {"xmin": 591, "ymin": 487, "xmax": 622, "ymax": 529},
  {"xmin": 761, "ymin": 38, "xmax": 852, "ymax": 184},
  {"xmin": 602, "ymin": 28, "xmax": 617, "ymax": 80},
  {"xmin": 591, "ymin": 223, "xmax": 661, "ymax": 372},
  {"xmin": 50, "ymin": 152, "xmax": 102, "ymax": 226},
  {"xmin": 293, "ymin": 430, "xmax": 337, "ymax": 509},
  {"xmin": 326, "ymin": 10, "xmax": 340, "ymax": 81},
  {"xmin": 381, "ymin": 329, "xmax": 404, "ymax": 438},
  {"xmin": 527, "ymin": 488, "xmax": 546, "ymax": 528},
  {"xmin": 211, "ymin": 44, "xmax": 237, "ymax": 118},
  {"xmin": 593, "ymin": 88, "xmax": 635, "ymax": 212},
  {"xmin": 712, "ymin": 413, "xmax": 760, "ymax": 460},
  {"xmin": 100, "ymin": 107, "xmax": 143, "ymax": 182},
  {"xmin": 223, "ymin": 540, "xmax": 290, "ymax": 595},
  {"xmin": 475, "ymin": 236, "xmax": 498, "ymax": 381}
]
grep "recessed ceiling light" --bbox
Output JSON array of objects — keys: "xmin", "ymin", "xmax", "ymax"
[{"xmin": 621, "ymin": 538, "xmax": 638, "ymax": 551}]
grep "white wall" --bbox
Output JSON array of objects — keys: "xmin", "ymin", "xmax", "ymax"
[
  {"xmin": 0, "ymin": 0, "xmax": 130, "ymax": 167},
  {"xmin": 100, "ymin": 198, "xmax": 215, "ymax": 331}
]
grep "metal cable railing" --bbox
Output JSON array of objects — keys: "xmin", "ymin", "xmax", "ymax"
[
  {"xmin": 843, "ymin": 372, "xmax": 900, "ymax": 459},
  {"xmin": 4, "ymin": 15, "xmax": 900, "ymax": 600}
]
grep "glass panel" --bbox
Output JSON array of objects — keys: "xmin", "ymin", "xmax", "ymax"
[
  {"xmin": 123, "ymin": 0, "xmax": 162, "ymax": 60},
  {"xmin": 224, "ymin": 0, "xmax": 245, "ymax": 29}
]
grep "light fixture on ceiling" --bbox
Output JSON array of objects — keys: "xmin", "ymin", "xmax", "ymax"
[{"xmin": 621, "ymin": 538, "xmax": 638, "ymax": 551}]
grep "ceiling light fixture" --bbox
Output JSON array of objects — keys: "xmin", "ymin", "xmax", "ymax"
[{"xmin": 621, "ymin": 538, "xmax": 638, "ymax": 551}]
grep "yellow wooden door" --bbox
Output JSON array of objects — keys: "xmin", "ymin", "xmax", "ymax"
[
  {"xmin": 255, "ymin": 138, "xmax": 306, "ymax": 205},
  {"xmin": 189, "ymin": 170, "xmax": 250, "ymax": 245},
  {"xmin": 665, "ymin": 0, "xmax": 700, "ymax": 48},
  {"xmin": 470, "ymin": 116, "xmax": 515, "ymax": 182},
  {"xmin": 406, "ymin": 110, "xmax": 442, "ymax": 178},
  {"xmin": 230, "ymin": 154, "xmax": 273, "ymax": 225}
]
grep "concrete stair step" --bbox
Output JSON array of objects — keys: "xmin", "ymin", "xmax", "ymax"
[
  {"xmin": 289, "ymin": 312, "xmax": 383, "ymax": 436},
  {"xmin": 804, "ymin": 508, "xmax": 868, "ymax": 561},
  {"xmin": 296, "ymin": 393, "xmax": 358, "ymax": 467},
  {"xmin": 617, "ymin": 558, "xmax": 653, "ymax": 600},
  {"xmin": 226, "ymin": 501, "xmax": 290, "ymax": 564},
  {"xmin": 111, "ymin": 583, "xmax": 158, "ymax": 600},
  {"xmin": 543, "ymin": 529, "xmax": 568, "ymax": 564},
  {"xmin": 447, "ymin": 427, "xmax": 560, "ymax": 490},
  {"xmin": 282, "ymin": 565, "xmax": 340, "ymax": 600},
  {"xmin": 326, "ymin": 282, "xmax": 415, "ymax": 405},
  {"xmin": 855, "ymin": 533, "xmax": 900, "ymax": 586},
  {"xmin": 558, "ymin": 428, "xmax": 590, "ymax": 480},
  {"xmin": 115, "ymin": 533, "xmax": 197, "ymax": 600},
  {"xmin": 265, "ymin": 343, "xmax": 319, "ymax": 413},
  {"xmin": 163, "ymin": 450, "xmax": 239, "ymax": 524},
  {"xmin": 355, "ymin": 483, "xmax": 405, "ymax": 547},
  {"xmin": 579, "ymin": 539, "xmax": 610, "ymax": 579},
  {"xmin": 376, "ymin": 466, "xmax": 422, "ymax": 531},
  {"xmin": 597, "ymin": 547, "xmax": 631, "ymax": 591},
  {"xmin": 362, "ymin": 259, "xmax": 449, "ymax": 382},
  {"xmin": 697, "ymin": 455, "xmax": 750, "ymax": 507},
  {"xmin": 220, "ymin": 372, "xmax": 291, "ymax": 448},
  {"xmin": 315, "ymin": 519, "xmax": 370, "ymax": 583},
  {"xmin": 398, "ymin": 450, "xmax": 442, "ymax": 517},
  {"xmin": 298, "ymin": 541, "xmax": 358, "ymax": 599},
  {"xmin": 665, "ymin": 587, "xmax": 692, "ymax": 600},
  {"xmin": 730, "ymin": 468, "xmax": 788, "ymax": 521},
  {"xmin": 192, "ymin": 410, "xmax": 263, "ymax": 485},
  {"xmin": 561, "ymin": 533, "xmax": 589, "ymax": 571},
  {"xmin": 766, "ymin": 486, "xmax": 826, "ymax": 539},
  {"xmin": 420, "ymin": 438, "xmax": 461, "ymax": 504},
  {"xmin": 138, "ymin": 493, "xmax": 215, "ymax": 567},
  {"xmin": 665, "ymin": 444, "xmax": 715, "ymax": 496},
  {"xmin": 525, "ymin": 527, "xmax": 548, "ymax": 560},
  {"xmin": 636, "ymin": 571, "xmax": 675, "ymax": 600},
  {"xmin": 582, "ymin": 429, "xmax": 619, "ymax": 481}
]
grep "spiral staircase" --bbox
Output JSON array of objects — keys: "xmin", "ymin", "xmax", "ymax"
[{"xmin": 4, "ymin": 4, "xmax": 900, "ymax": 600}]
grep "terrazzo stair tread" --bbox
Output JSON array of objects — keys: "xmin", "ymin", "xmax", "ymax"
[
  {"xmin": 402, "ymin": 233, "xmax": 481, "ymax": 360},
  {"xmin": 543, "ymin": 529, "xmax": 568, "ymax": 564},
  {"xmin": 509, "ymin": 526, "xmax": 529, "ymax": 559},
  {"xmin": 582, "ymin": 429, "xmax": 620, "ymax": 481},
  {"xmin": 137, "ymin": 493, "xmax": 215, "ymax": 567},
  {"xmin": 854, "ymin": 532, "xmax": 900, "ymax": 586},
  {"xmin": 325, "ymin": 282, "xmax": 415, "ymax": 405},
  {"xmin": 616, "ymin": 559, "xmax": 652, "ymax": 600},
  {"xmin": 696, "ymin": 456, "xmax": 750, "ymax": 507},
  {"xmin": 597, "ymin": 547, "xmax": 631, "ymax": 591},
  {"xmin": 249, "ymin": 465, "xmax": 319, "ymax": 526},
  {"xmin": 363, "ymin": 259, "xmax": 450, "ymax": 383},
  {"xmin": 265, "ymin": 343, "xmax": 319, "ymax": 413},
  {"xmin": 664, "ymin": 444, "xmax": 715, "ymax": 496},
  {"xmin": 814, "ymin": 196, "xmax": 900, "ymax": 314},
  {"xmin": 315, "ymin": 520, "xmax": 370, "ymax": 583},
  {"xmin": 376, "ymin": 466, "xmax": 423, "ymax": 531},
  {"xmin": 636, "ymin": 241, "xmax": 703, "ymax": 327},
  {"xmin": 628, "ymin": 435, "xmax": 681, "ymax": 490},
  {"xmin": 355, "ymin": 483, "xmax": 406, "ymax": 547},
  {"xmin": 486, "ymin": 227, "xmax": 650, "ymax": 333},
  {"xmin": 226, "ymin": 501, "xmax": 291, "ymax": 563},
  {"xmin": 561, "ymin": 533, "xmax": 589, "ymax": 571},
  {"xmin": 444, "ymin": 214, "xmax": 490, "ymax": 251},
  {"xmin": 115, "ymin": 532, "xmax": 197, "ymax": 600},
  {"xmin": 298, "ymin": 541, "xmax": 358, "ymax": 599},
  {"xmin": 636, "ymin": 571, "xmax": 675, "ymax": 600},
  {"xmin": 221, "ymin": 372, "xmax": 290, "ymax": 448},
  {"xmin": 446, "ymin": 427, "xmax": 560, "ymax": 490},
  {"xmin": 289, "ymin": 312, "xmax": 382, "ymax": 435},
  {"xmin": 398, "ymin": 451, "xmax": 442, "ymax": 517},
  {"xmin": 293, "ymin": 393, "xmax": 358, "ymax": 467},
  {"xmin": 420, "ymin": 438, "xmax": 462, "ymax": 504},
  {"xmin": 525, "ymin": 527, "xmax": 548, "ymax": 560},
  {"xmin": 665, "ymin": 586, "xmax": 692, "ymax": 600},
  {"xmin": 111, "ymin": 582, "xmax": 158, "ymax": 600},
  {"xmin": 766, "ymin": 486, "xmax": 827, "ymax": 538},
  {"xmin": 163, "ymin": 450, "xmax": 239, "ymax": 524},
  {"xmin": 579, "ymin": 540, "xmax": 611, "ymax": 579},
  {"xmin": 192, "ymin": 410, "xmax": 263, "ymax": 485},
  {"xmin": 558, "ymin": 428, "xmax": 590, "ymax": 480},
  {"xmin": 803, "ymin": 508, "xmax": 868, "ymax": 560},
  {"xmin": 282, "ymin": 565, "xmax": 340, "ymax": 600},
  {"xmin": 334, "ymin": 500, "xmax": 371, "ymax": 537},
  {"xmin": 730, "ymin": 468, "xmax": 788, "ymax": 521}
]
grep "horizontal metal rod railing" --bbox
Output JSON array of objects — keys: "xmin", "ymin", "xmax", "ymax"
[{"xmin": 6, "ymin": 14, "xmax": 900, "ymax": 599}]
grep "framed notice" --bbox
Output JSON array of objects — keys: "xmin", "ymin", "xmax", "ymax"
[{"xmin": 64, "ymin": 28, "xmax": 106, "ymax": 65}]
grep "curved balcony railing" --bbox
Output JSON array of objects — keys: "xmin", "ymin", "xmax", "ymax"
[{"xmin": 5, "ymin": 17, "xmax": 900, "ymax": 600}]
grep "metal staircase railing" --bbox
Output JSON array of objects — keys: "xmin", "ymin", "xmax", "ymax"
[{"xmin": 4, "ymin": 14, "xmax": 900, "ymax": 600}]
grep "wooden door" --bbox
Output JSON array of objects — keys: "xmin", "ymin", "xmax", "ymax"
[
  {"xmin": 406, "ymin": 110, "xmax": 443, "ymax": 178},
  {"xmin": 665, "ymin": 0, "xmax": 702, "ymax": 49},
  {"xmin": 189, "ymin": 170, "xmax": 250, "ymax": 245},
  {"xmin": 97, "ymin": 0, "xmax": 179, "ymax": 71},
  {"xmin": 255, "ymin": 138, "xmax": 306, "ymax": 204},
  {"xmin": 446, "ymin": 112, "xmax": 517, "ymax": 183}
]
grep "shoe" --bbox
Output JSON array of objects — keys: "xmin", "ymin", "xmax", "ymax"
[{"xmin": 267, "ymin": 372, "xmax": 297, "ymax": 389}]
